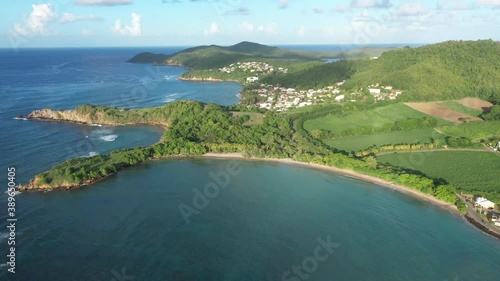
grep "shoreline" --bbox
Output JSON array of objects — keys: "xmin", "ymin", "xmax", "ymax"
[{"xmin": 201, "ymin": 153, "xmax": 458, "ymax": 213}]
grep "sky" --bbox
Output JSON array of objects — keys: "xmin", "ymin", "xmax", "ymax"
[{"xmin": 0, "ymin": 0, "xmax": 499, "ymax": 48}]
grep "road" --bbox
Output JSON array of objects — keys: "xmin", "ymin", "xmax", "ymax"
[{"xmin": 456, "ymin": 194, "xmax": 500, "ymax": 236}]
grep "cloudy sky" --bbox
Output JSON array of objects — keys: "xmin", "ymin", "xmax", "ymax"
[{"xmin": 0, "ymin": 0, "xmax": 499, "ymax": 48}]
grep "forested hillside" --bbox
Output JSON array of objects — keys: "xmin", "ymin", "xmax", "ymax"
[{"xmin": 343, "ymin": 40, "xmax": 500, "ymax": 101}]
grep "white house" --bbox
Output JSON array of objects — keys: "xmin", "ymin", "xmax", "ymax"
[
  {"xmin": 369, "ymin": 88, "xmax": 381, "ymax": 95},
  {"xmin": 259, "ymin": 103, "xmax": 271, "ymax": 109},
  {"xmin": 246, "ymin": 76, "xmax": 259, "ymax": 83},
  {"xmin": 475, "ymin": 197, "xmax": 495, "ymax": 209},
  {"xmin": 335, "ymin": 95, "xmax": 345, "ymax": 101}
]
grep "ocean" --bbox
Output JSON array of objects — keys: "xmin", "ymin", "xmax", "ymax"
[{"xmin": 0, "ymin": 47, "xmax": 499, "ymax": 281}]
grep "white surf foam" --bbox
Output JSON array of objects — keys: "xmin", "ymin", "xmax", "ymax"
[
  {"xmin": 100, "ymin": 135, "xmax": 118, "ymax": 142},
  {"xmin": 164, "ymin": 75, "xmax": 178, "ymax": 81},
  {"xmin": 4, "ymin": 190, "xmax": 20, "ymax": 196}
]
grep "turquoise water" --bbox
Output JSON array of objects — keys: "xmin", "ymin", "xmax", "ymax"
[{"xmin": 3, "ymin": 159, "xmax": 499, "ymax": 280}]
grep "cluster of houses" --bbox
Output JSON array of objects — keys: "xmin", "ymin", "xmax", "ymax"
[
  {"xmin": 219, "ymin": 62, "xmax": 288, "ymax": 82},
  {"xmin": 254, "ymin": 82, "xmax": 353, "ymax": 111},
  {"xmin": 474, "ymin": 197, "xmax": 500, "ymax": 227},
  {"xmin": 250, "ymin": 81, "xmax": 404, "ymax": 111},
  {"xmin": 368, "ymin": 83, "xmax": 403, "ymax": 101}
]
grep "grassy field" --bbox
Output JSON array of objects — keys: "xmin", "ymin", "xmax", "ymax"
[
  {"xmin": 437, "ymin": 121, "xmax": 500, "ymax": 140},
  {"xmin": 378, "ymin": 151, "xmax": 500, "ymax": 202},
  {"xmin": 438, "ymin": 101, "xmax": 484, "ymax": 117},
  {"xmin": 304, "ymin": 103, "xmax": 451, "ymax": 135},
  {"xmin": 324, "ymin": 128, "xmax": 446, "ymax": 152},
  {"xmin": 231, "ymin": 111, "xmax": 264, "ymax": 126}
]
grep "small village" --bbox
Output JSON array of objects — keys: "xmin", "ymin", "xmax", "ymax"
[
  {"xmin": 216, "ymin": 61, "xmax": 404, "ymax": 111},
  {"xmin": 219, "ymin": 61, "xmax": 288, "ymax": 77},
  {"xmin": 248, "ymin": 80, "xmax": 403, "ymax": 111}
]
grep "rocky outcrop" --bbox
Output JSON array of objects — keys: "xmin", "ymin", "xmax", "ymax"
[
  {"xmin": 27, "ymin": 108, "xmax": 112, "ymax": 125},
  {"xmin": 18, "ymin": 173, "xmax": 115, "ymax": 191}
]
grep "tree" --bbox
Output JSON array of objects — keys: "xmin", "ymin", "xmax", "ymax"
[{"xmin": 366, "ymin": 156, "xmax": 377, "ymax": 169}]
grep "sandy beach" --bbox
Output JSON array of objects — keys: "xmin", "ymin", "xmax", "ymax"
[{"xmin": 202, "ymin": 153, "xmax": 459, "ymax": 214}]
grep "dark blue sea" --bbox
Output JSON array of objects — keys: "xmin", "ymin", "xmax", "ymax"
[{"xmin": 0, "ymin": 47, "xmax": 499, "ymax": 281}]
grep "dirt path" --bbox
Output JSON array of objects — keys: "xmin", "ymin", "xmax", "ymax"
[{"xmin": 375, "ymin": 148, "xmax": 494, "ymax": 156}]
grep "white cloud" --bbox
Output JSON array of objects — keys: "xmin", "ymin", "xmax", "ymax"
[
  {"xmin": 75, "ymin": 0, "xmax": 132, "ymax": 6},
  {"xmin": 297, "ymin": 25, "xmax": 307, "ymax": 36},
  {"xmin": 398, "ymin": 2, "xmax": 428, "ymax": 16},
  {"xmin": 350, "ymin": 0, "xmax": 392, "ymax": 8},
  {"xmin": 258, "ymin": 23, "xmax": 279, "ymax": 35},
  {"xmin": 279, "ymin": 0, "xmax": 288, "ymax": 9},
  {"xmin": 238, "ymin": 22, "xmax": 254, "ymax": 32},
  {"xmin": 406, "ymin": 22, "xmax": 426, "ymax": 30},
  {"xmin": 437, "ymin": 0, "xmax": 477, "ymax": 10},
  {"xmin": 313, "ymin": 8, "xmax": 327, "ymax": 14},
  {"xmin": 12, "ymin": 3, "xmax": 56, "ymax": 36},
  {"xmin": 60, "ymin": 13, "xmax": 103, "ymax": 24},
  {"xmin": 478, "ymin": 0, "xmax": 500, "ymax": 6},
  {"xmin": 81, "ymin": 29, "xmax": 94, "ymax": 36},
  {"xmin": 204, "ymin": 22, "xmax": 220, "ymax": 36},
  {"xmin": 336, "ymin": 4, "xmax": 350, "ymax": 12},
  {"xmin": 112, "ymin": 13, "xmax": 142, "ymax": 36}
]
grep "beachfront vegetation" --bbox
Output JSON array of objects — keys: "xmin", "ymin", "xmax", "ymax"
[{"xmin": 28, "ymin": 100, "xmax": 471, "ymax": 211}]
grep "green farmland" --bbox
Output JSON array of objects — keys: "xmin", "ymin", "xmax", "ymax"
[
  {"xmin": 437, "ymin": 121, "xmax": 500, "ymax": 140},
  {"xmin": 378, "ymin": 151, "xmax": 500, "ymax": 203},
  {"xmin": 324, "ymin": 128, "xmax": 446, "ymax": 152},
  {"xmin": 304, "ymin": 103, "xmax": 451, "ymax": 135}
]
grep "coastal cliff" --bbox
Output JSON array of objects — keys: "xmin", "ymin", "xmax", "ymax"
[
  {"xmin": 25, "ymin": 104, "xmax": 170, "ymax": 127},
  {"xmin": 27, "ymin": 108, "xmax": 117, "ymax": 125}
]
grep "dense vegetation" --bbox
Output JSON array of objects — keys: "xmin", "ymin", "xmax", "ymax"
[
  {"xmin": 343, "ymin": 40, "xmax": 500, "ymax": 101},
  {"xmin": 260, "ymin": 60, "xmax": 359, "ymax": 89}
]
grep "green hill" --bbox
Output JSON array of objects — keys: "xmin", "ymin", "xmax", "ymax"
[
  {"xmin": 344, "ymin": 40, "xmax": 500, "ymax": 101},
  {"xmin": 260, "ymin": 40, "xmax": 500, "ymax": 101},
  {"xmin": 128, "ymin": 41, "xmax": 394, "ymax": 70}
]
